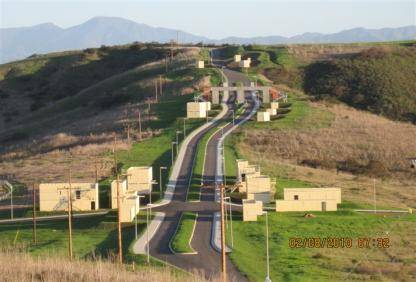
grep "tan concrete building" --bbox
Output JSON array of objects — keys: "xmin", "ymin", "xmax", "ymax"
[
  {"xmin": 242, "ymin": 199, "xmax": 263, "ymax": 221},
  {"xmin": 266, "ymin": 108, "xmax": 277, "ymax": 116},
  {"xmin": 126, "ymin": 166, "xmax": 153, "ymax": 194},
  {"xmin": 239, "ymin": 59, "xmax": 251, "ymax": 68},
  {"xmin": 236, "ymin": 160, "xmax": 260, "ymax": 182},
  {"xmin": 270, "ymin": 102, "xmax": 279, "ymax": 109},
  {"xmin": 196, "ymin": 60, "xmax": 204, "ymax": 68},
  {"xmin": 246, "ymin": 174, "xmax": 273, "ymax": 203},
  {"xmin": 187, "ymin": 102, "xmax": 208, "ymax": 118},
  {"xmin": 257, "ymin": 111, "xmax": 270, "ymax": 122},
  {"xmin": 39, "ymin": 183, "xmax": 99, "ymax": 212},
  {"xmin": 276, "ymin": 188, "xmax": 341, "ymax": 212},
  {"xmin": 110, "ymin": 178, "xmax": 141, "ymax": 222},
  {"xmin": 234, "ymin": 54, "xmax": 241, "ymax": 62}
]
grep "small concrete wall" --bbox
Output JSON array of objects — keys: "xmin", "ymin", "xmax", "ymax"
[
  {"xmin": 111, "ymin": 179, "xmax": 128, "ymax": 209},
  {"xmin": 127, "ymin": 166, "xmax": 153, "ymax": 194},
  {"xmin": 242, "ymin": 199, "xmax": 263, "ymax": 221},
  {"xmin": 237, "ymin": 89, "xmax": 245, "ymax": 103},
  {"xmin": 39, "ymin": 183, "xmax": 98, "ymax": 212},
  {"xmin": 283, "ymin": 188, "xmax": 341, "ymax": 204},
  {"xmin": 276, "ymin": 199, "xmax": 338, "ymax": 212},
  {"xmin": 212, "ymin": 90, "xmax": 220, "ymax": 104},
  {"xmin": 120, "ymin": 195, "xmax": 140, "ymax": 222},
  {"xmin": 257, "ymin": 111, "xmax": 270, "ymax": 122},
  {"xmin": 270, "ymin": 102, "xmax": 279, "ymax": 109},
  {"xmin": 197, "ymin": 61, "xmax": 204, "ymax": 68},
  {"xmin": 187, "ymin": 102, "xmax": 207, "ymax": 118},
  {"xmin": 247, "ymin": 192, "xmax": 271, "ymax": 204},
  {"xmin": 234, "ymin": 55, "xmax": 241, "ymax": 62},
  {"xmin": 266, "ymin": 108, "xmax": 277, "ymax": 116},
  {"xmin": 262, "ymin": 90, "xmax": 270, "ymax": 103},
  {"xmin": 239, "ymin": 60, "xmax": 251, "ymax": 68}
]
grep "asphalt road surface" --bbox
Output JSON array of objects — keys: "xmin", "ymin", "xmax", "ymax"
[{"xmin": 149, "ymin": 66, "xmax": 253, "ymax": 280}]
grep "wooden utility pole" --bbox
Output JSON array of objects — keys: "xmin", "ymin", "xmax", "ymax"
[
  {"xmin": 113, "ymin": 134, "xmax": 123, "ymax": 264},
  {"xmin": 137, "ymin": 110, "xmax": 142, "ymax": 141},
  {"xmin": 220, "ymin": 184, "xmax": 227, "ymax": 282},
  {"xmin": 159, "ymin": 75, "xmax": 163, "ymax": 97},
  {"xmin": 94, "ymin": 156, "xmax": 99, "ymax": 184},
  {"xmin": 67, "ymin": 167, "xmax": 73, "ymax": 260},
  {"xmin": 32, "ymin": 183, "xmax": 37, "ymax": 244},
  {"xmin": 155, "ymin": 80, "xmax": 158, "ymax": 102}
]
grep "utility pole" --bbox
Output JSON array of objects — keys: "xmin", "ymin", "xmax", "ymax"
[
  {"xmin": 127, "ymin": 124, "xmax": 131, "ymax": 148},
  {"xmin": 155, "ymin": 80, "xmax": 158, "ymax": 102},
  {"xmin": 220, "ymin": 184, "xmax": 227, "ymax": 282},
  {"xmin": 67, "ymin": 166, "xmax": 73, "ymax": 260},
  {"xmin": 94, "ymin": 156, "xmax": 99, "ymax": 184},
  {"xmin": 113, "ymin": 134, "xmax": 123, "ymax": 265},
  {"xmin": 373, "ymin": 178, "xmax": 377, "ymax": 214},
  {"xmin": 137, "ymin": 110, "xmax": 142, "ymax": 141},
  {"xmin": 32, "ymin": 183, "xmax": 37, "ymax": 244},
  {"xmin": 159, "ymin": 75, "xmax": 163, "ymax": 98},
  {"xmin": 183, "ymin": 118, "xmax": 187, "ymax": 138}
]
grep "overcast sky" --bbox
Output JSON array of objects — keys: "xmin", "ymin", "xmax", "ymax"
[{"xmin": 0, "ymin": 0, "xmax": 415, "ymax": 38}]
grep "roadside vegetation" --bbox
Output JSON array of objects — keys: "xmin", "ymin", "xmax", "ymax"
[
  {"xmin": 0, "ymin": 249, "xmax": 206, "ymax": 281},
  {"xmin": 170, "ymin": 212, "xmax": 197, "ymax": 253}
]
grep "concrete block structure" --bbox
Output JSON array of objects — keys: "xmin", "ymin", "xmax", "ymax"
[
  {"xmin": 263, "ymin": 90, "xmax": 270, "ymax": 103},
  {"xmin": 266, "ymin": 108, "xmax": 277, "ymax": 116},
  {"xmin": 197, "ymin": 60, "xmax": 204, "ymax": 69},
  {"xmin": 245, "ymin": 174, "xmax": 273, "ymax": 204},
  {"xmin": 239, "ymin": 59, "xmax": 251, "ymax": 68},
  {"xmin": 111, "ymin": 179, "xmax": 128, "ymax": 209},
  {"xmin": 270, "ymin": 102, "xmax": 279, "ymax": 109},
  {"xmin": 212, "ymin": 90, "xmax": 220, "ymax": 104},
  {"xmin": 234, "ymin": 54, "xmax": 241, "ymax": 62},
  {"xmin": 202, "ymin": 101, "xmax": 211, "ymax": 111},
  {"xmin": 187, "ymin": 102, "xmax": 208, "ymax": 118},
  {"xmin": 39, "ymin": 183, "xmax": 99, "ymax": 212},
  {"xmin": 257, "ymin": 111, "xmax": 270, "ymax": 122},
  {"xmin": 120, "ymin": 194, "xmax": 141, "ymax": 222},
  {"xmin": 236, "ymin": 160, "xmax": 260, "ymax": 182},
  {"xmin": 242, "ymin": 199, "xmax": 263, "ymax": 221},
  {"xmin": 237, "ymin": 89, "xmax": 245, "ymax": 103},
  {"xmin": 126, "ymin": 166, "xmax": 153, "ymax": 194},
  {"xmin": 276, "ymin": 188, "xmax": 341, "ymax": 212}
]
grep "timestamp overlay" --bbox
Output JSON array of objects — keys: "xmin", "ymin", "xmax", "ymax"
[{"xmin": 289, "ymin": 237, "xmax": 390, "ymax": 249}]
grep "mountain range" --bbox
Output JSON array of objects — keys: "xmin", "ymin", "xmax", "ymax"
[{"xmin": 1, "ymin": 16, "xmax": 415, "ymax": 64}]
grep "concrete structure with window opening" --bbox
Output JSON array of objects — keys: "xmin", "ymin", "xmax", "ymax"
[
  {"xmin": 276, "ymin": 188, "xmax": 341, "ymax": 212},
  {"xmin": 39, "ymin": 183, "xmax": 99, "ymax": 211}
]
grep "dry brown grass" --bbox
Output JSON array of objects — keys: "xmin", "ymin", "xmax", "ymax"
[
  {"xmin": 0, "ymin": 250, "xmax": 212, "ymax": 282},
  {"xmin": 240, "ymin": 103, "xmax": 416, "ymax": 209}
]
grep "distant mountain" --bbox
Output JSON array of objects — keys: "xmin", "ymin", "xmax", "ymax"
[
  {"xmin": 1, "ymin": 16, "xmax": 415, "ymax": 63},
  {"xmin": 0, "ymin": 17, "xmax": 208, "ymax": 63}
]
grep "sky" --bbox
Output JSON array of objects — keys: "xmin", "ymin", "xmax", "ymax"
[{"xmin": 0, "ymin": 0, "xmax": 415, "ymax": 38}]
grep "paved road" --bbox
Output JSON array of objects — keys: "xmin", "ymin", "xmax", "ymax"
[{"xmin": 144, "ymin": 56, "xmax": 254, "ymax": 280}]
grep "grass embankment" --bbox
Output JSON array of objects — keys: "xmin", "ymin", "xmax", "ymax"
[
  {"xmin": 229, "ymin": 211, "xmax": 416, "ymax": 281},
  {"xmin": 170, "ymin": 212, "xmax": 198, "ymax": 254},
  {"xmin": 0, "ymin": 211, "xmax": 145, "ymax": 260}
]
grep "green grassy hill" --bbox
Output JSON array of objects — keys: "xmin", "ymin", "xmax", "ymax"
[
  {"xmin": 0, "ymin": 44, "xmax": 219, "ymax": 146},
  {"xmin": 304, "ymin": 46, "xmax": 416, "ymax": 123}
]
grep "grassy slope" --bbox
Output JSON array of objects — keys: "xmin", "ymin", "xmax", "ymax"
[
  {"xmin": 229, "ymin": 211, "xmax": 416, "ymax": 282},
  {"xmin": 0, "ymin": 212, "xmax": 145, "ymax": 260},
  {"xmin": 170, "ymin": 212, "xmax": 197, "ymax": 253}
]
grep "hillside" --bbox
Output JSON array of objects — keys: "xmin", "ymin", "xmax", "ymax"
[
  {"xmin": 0, "ymin": 44, "xmax": 220, "ymax": 185},
  {"xmin": 304, "ymin": 46, "xmax": 416, "ymax": 123}
]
